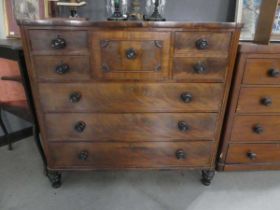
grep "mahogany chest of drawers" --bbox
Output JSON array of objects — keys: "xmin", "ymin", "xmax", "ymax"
[
  {"xmin": 218, "ymin": 43, "xmax": 280, "ymax": 171},
  {"xmin": 19, "ymin": 19, "xmax": 241, "ymax": 187}
]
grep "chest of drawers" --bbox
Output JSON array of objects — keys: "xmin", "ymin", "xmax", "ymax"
[
  {"xmin": 19, "ymin": 19, "xmax": 241, "ymax": 187},
  {"xmin": 218, "ymin": 43, "xmax": 280, "ymax": 171}
]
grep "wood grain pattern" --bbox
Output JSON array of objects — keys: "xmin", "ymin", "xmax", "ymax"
[
  {"xmin": 39, "ymin": 83, "xmax": 224, "ymax": 113},
  {"xmin": 48, "ymin": 141, "xmax": 213, "ymax": 169},
  {"xmin": 92, "ymin": 31, "xmax": 171, "ymax": 80},
  {"xmin": 231, "ymin": 115, "xmax": 280, "ymax": 142},
  {"xmin": 45, "ymin": 113, "xmax": 218, "ymax": 141},
  {"xmin": 243, "ymin": 58, "xmax": 280, "ymax": 84},
  {"xmin": 33, "ymin": 55, "xmax": 90, "ymax": 81},
  {"xmin": 29, "ymin": 30, "xmax": 89, "ymax": 55},
  {"xmin": 173, "ymin": 57, "xmax": 228, "ymax": 82},
  {"xmin": 226, "ymin": 143, "xmax": 280, "ymax": 164},
  {"xmin": 174, "ymin": 32, "xmax": 231, "ymax": 57},
  {"xmin": 237, "ymin": 87, "xmax": 280, "ymax": 113}
]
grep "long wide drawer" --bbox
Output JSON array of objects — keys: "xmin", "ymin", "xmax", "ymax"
[
  {"xmin": 48, "ymin": 141, "xmax": 213, "ymax": 169},
  {"xmin": 231, "ymin": 115, "xmax": 280, "ymax": 142},
  {"xmin": 226, "ymin": 143, "xmax": 280, "ymax": 164},
  {"xmin": 39, "ymin": 83, "xmax": 224, "ymax": 113},
  {"xmin": 45, "ymin": 113, "xmax": 218, "ymax": 141},
  {"xmin": 237, "ymin": 87, "xmax": 280, "ymax": 113}
]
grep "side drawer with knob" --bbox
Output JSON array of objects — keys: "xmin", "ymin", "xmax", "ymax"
[
  {"xmin": 45, "ymin": 113, "xmax": 218, "ymax": 142},
  {"xmin": 231, "ymin": 115, "xmax": 280, "ymax": 142},
  {"xmin": 173, "ymin": 58, "xmax": 228, "ymax": 82},
  {"xmin": 174, "ymin": 32, "xmax": 231, "ymax": 57},
  {"xmin": 48, "ymin": 141, "xmax": 213, "ymax": 169},
  {"xmin": 237, "ymin": 87, "xmax": 280, "ymax": 113},
  {"xmin": 38, "ymin": 83, "xmax": 224, "ymax": 113},
  {"xmin": 28, "ymin": 30, "xmax": 89, "ymax": 55},
  {"xmin": 226, "ymin": 143, "xmax": 280, "ymax": 164},
  {"xmin": 243, "ymin": 58, "xmax": 280, "ymax": 85},
  {"xmin": 33, "ymin": 56, "xmax": 90, "ymax": 81}
]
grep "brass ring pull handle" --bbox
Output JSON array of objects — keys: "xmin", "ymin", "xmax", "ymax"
[
  {"xmin": 126, "ymin": 48, "xmax": 137, "ymax": 60},
  {"xmin": 51, "ymin": 36, "xmax": 66, "ymax": 49}
]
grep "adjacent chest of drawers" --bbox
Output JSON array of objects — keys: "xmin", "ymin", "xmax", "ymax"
[
  {"xmin": 218, "ymin": 43, "xmax": 280, "ymax": 171},
  {"xmin": 19, "ymin": 20, "xmax": 241, "ymax": 187}
]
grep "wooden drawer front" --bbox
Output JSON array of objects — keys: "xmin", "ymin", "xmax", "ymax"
[
  {"xmin": 33, "ymin": 56, "xmax": 90, "ymax": 81},
  {"xmin": 48, "ymin": 142, "xmax": 212, "ymax": 169},
  {"xmin": 226, "ymin": 143, "xmax": 280, "ymax": 164},
  {"xmin": 46, "ymin": 113, "xmax": 218, "ymax": 141},
  {"xmin": 243, "ymin": 59, "xmax": 280, "ymax": 85},
  {"xmin": 92, "ymin": 31, "xmax": 171, "ymax": 80},
  {"xmin": 29, "ymin": 30, "xmax": 88, "ymax": 54},
  {"xmin": 173, "ymin": 58, "xmax": 228, "ymax": 82},
  {"xmin": 231, "ymin": 116, "xmax": 280, "ymax": 142},
  {"xmin": 174, "ymin": 32, "xmax": 231, "ymax": 57},
  {"xmin": 39, "ymin": 83, "xmax": 223, "ymax": 113},
  {"xmin": 237, "ymin": 87, "xmax": 280, "ymax": 113}
]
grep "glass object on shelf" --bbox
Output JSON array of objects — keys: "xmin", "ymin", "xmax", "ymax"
[
  {"xmin": 127, "ymin": 0, "xmax": 143, "ymax": 20},
  {"xmin": 106, "ymin": 0, "xmax": 128, "ymax": 20},
  {"xmin": 145, "ymin": 0, "xmax": 166, "ymax": 21}
]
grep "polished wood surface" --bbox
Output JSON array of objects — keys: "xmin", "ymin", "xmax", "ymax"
[
  {"xmin": 45, "ymin": 113, "xmax": 218, "ymax": 141},
  {"xmin": 243, "ymin": 58, "xmax": 280, "ymax": 84},
  {"xmin": 39, "ymin": 83, "xmax": 224, "ymax": 113},
  {"xmin": 48, "ymin": 141, "xmax": 213, "ymax": 169},
  {"xmin": 218, "ymin": 43, "xmax": 280, "ymax": 171},
  {"xmin": 19, "ymin": 19, "xmax": 241, "ymax": 183}
]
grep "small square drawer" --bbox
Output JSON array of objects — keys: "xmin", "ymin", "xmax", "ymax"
[
  {"xmin": 237, "ymin": 87, "xmax": 280, "ymax": 113},
  {"xmin": 29, "ymin": 30, "xmax": 88, "ymax": 54},
  {"xmin": 231, "ymin": 115, "xmax": 280, "ymax": 142},
  {"xmin": 174, "ymin": 32, "xmax": 231, "ymax": 57},
  {"xmin": 91, "ymin": 31, "xmax": 171, "ymax": 80},
  {"xmin": 173, "ymin": 57, "xmax": 228, "ymax": 82},
  {"xmin": 48, "ymin": 141, "xmax": 212, "ymax": 169},
  {"xmin": 226, "ymin": 143, "xmax": 280, "ymax": 164},
  {"xmin": 33, "ymin": 56, "xmax": 90, "ymax": 81},
  {"xmin": 243, "ymin": 58, "xmax": 280, "ymax": 85}
]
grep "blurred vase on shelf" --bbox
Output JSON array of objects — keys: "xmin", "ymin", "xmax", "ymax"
[
  {"xmin": 106, "ymin": 0, "xmax": 128, "ymax": 20},
  {"xmin": 145, "ymin": 0, "xmax": 166, "ymax": 21},
  {"xmin": 127, "ymin": 0, "xmax": 143, "ymax": 21}
]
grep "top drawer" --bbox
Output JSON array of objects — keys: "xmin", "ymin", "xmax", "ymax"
[
  {"xmin": 28, "ymin": 30, "xmax": 89, "ymax": 55},
  {"xmin": 174, "ymin": 32, "xmax": 231, "ymax": 57},
  {"xmin": 92, "ymin": 31, "xmax": 171, "ymax": 80},
  {"xmin": 243, "ymin": 58, "xmax": 280, "ymax": 85}
]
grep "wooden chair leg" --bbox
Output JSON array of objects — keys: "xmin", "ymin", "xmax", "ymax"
[{"xmin": 0, "ymin": 108, "xmax": 12, "ymax": 150}]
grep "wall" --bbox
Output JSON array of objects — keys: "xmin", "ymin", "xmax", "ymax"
[
  {"xmin": 78, "ymin": 0, "xmax": 236, "ymax": 22},
  {"xmin": 0, "ymin": 0, "xmax": 5, "ymax": 38}
]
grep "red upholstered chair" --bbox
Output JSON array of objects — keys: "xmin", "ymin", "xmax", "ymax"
[{"xmin": 0, "ymin": 58, "xmax": 32, "ymax": 150}]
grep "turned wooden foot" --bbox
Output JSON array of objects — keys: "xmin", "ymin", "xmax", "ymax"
[
  {"xmin": 201, "ymin": 170, "xmax": 215, "ymax": 186},
  {"xmin": 46, "ymin": 170, "xmax": 62, "ymax": 188}
]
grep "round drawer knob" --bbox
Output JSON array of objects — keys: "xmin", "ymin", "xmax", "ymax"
[
  {"xmin": 51, "ymin": 36, "xmax": 66, "ymax": 49},
  {"xmin": 196, "ymin": 39, "xmax": 209, "ymax": 50},
  {"xmin": 69, "ymin": 92, "xmax": 82, "ymax": 103},
  {"xmin": 79, "ymin": 151, "xmax": 89, "ymax": 161},
  {"xmin": 75, "ymin": 121, "xmax": 86, "ymax": 133},
  {"xmin": 193, "ymin": 62, "xmax": 207, "ymax": 74},
  {"xmin": 175, "ymin": 149, "xmax": 186, "ymax": 160},
  {"xmin": 252, "ymin": 124, "xmax": 264, "ymax": 134},
  {"xmin": 55, "ymin": 63, "xmax": 70, "ymax": 75},
  {"xmin": 247, "ymin": 152, "xmax": 257, "ymax": 160},
  {"xmin": 260, "ymin": 97, "xmax": 272, "ymax": 106},
  {"xmin": 178, "ymin": 121, "xmax": 190, "ymax": 132},
  {"xmin": 268, "ymin": 69, "xmax": 280, "ymax": 78},
  {"xmin": 181, "ymin": 92, "xmax": 193, "ymax": 103},
  {"xmin": 126, "ymin": 48, "xmax": 137, "ymax": 60}
]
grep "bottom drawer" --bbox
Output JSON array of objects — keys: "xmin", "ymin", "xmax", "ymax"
[
  {"xmin": 48, "ymin": 142, "xmax": 213, "ymax": 169},
  {"xmin": 226, "ymin": 143, "xmax": 280, "ymax": 164}
]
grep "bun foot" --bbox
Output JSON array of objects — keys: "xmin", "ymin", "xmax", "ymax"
[
  {"xmin": 201, "ymin": 170, "xmax": 215, "ymax": 186},
  {"xmin": 46, "ymin": 170, "xmax": 62, "ymax": 188}
]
